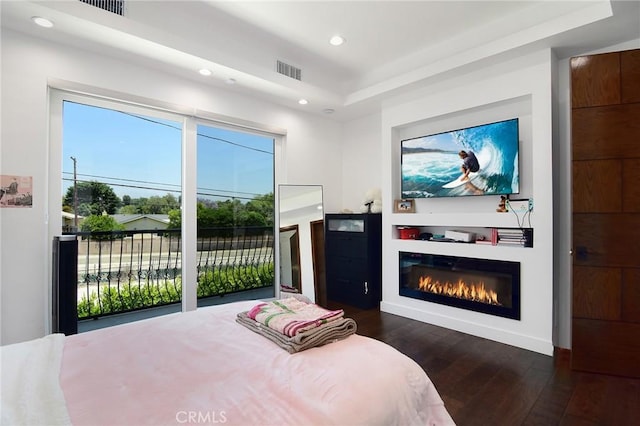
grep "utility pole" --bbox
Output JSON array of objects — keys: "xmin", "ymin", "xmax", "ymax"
[{"xmin": 71, "ymin": 156, "xmax": 78, "ymax": 230}]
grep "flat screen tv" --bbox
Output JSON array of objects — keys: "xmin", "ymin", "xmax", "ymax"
[{"xmin": 401, "ymin": 118, "xmax": 519, "ymax": 198}]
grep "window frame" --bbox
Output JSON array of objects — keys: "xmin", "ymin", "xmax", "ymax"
[{"xmin": 48, "ymin": 88, "xmax": 284, "ymax": 332}]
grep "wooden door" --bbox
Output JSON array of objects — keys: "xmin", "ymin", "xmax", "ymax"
[{"xmin": 571, "ymin": 49, "xmax": 640, "ymax": 377}]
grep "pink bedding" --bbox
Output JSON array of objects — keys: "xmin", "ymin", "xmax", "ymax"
[{"xmin": 60, "ymin": 300, "xmax": 454, "ymax": 425}]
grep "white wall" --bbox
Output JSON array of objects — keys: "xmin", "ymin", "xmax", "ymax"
[
  {"xmin": 379, "ymin": 49, "xmax": 555, "ymax": 355},
  {"xmin": 340, "ymin": 112, "xmax": 382, "ymax": 213},
  {"xmin": 0, "ymin": 29, "xmax": 343, "ymax": 345}
]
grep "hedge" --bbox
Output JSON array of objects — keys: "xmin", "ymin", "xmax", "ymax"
[{"xmin": 78, "ymin": 263, "xmax": 274, "ymax": 318}]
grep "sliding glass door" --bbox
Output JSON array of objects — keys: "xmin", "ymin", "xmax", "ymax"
[{"xmin": 50, "ymin": 91, "xmax": 276, "ymax": 329}]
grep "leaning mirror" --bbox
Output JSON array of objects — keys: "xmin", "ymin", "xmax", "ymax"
[{"xmin": 278, "ymin": 185, "xmax": 324, "ymax": 302}]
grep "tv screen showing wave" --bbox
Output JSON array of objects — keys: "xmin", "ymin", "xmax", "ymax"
[{"xmin": 401, "ymin": 118, "xmax": 520, "ymax": 198}]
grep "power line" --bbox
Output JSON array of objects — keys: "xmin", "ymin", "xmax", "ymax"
[
  {"xmin": 62, "ymin": 172, "xmax": 264, "ymax": 197},
  {"xmin": 62, "ymin": 172, "xmax": 180, "ymax": 189},
  {"xmin": 198, "ymin": 134, "xmax": 274, "ymax": 155},
  {"xmin": 118, "ymin": 111, "xmax": 274, "ymax": 155},
  {"xmin": 65, "ymin": 101, "xmax": 274, "ymax": 155},
  {"xmin": 62, "ymin": 177, "xmax": 260, "ymax": 201}
]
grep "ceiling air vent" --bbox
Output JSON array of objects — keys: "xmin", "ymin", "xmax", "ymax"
[
  {"xmin": 79, "ymin": 0, "xmax": 125, "ymax": 16},
  {"xmin": 276, "ymin": 60, "xmax": 302, "ymax": 81}
]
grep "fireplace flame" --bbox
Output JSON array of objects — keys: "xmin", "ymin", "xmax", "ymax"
[{"xmin": 418, "ymin": 276, "xmax": 502, "ymax": 306}]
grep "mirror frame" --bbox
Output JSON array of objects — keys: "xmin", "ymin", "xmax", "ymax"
[
  {"xmin": 278, "ymin": 224, "xmax": 301, "ymax": 291},
  {"xmin": 277, "ymin": 185, "xmax": 323, "ymax": 301}
]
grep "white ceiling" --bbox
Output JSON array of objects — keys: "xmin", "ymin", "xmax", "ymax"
[{"xmin": 2, "ymin": 1, "xmax": 639, "ymax": 120}]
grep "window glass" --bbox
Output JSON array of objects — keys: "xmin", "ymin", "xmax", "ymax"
[
  {"xmin": 195, "ymin": 124, "xmax": 275, "ymax": 306},
  {"xmin": 62, "ymin": 100, "xmax": 183, "ymax": 326}
]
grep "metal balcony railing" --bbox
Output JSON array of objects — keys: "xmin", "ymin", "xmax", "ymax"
[{"xmin": 66, "ymin": 227, "xmax": 274, "ymax": 319}]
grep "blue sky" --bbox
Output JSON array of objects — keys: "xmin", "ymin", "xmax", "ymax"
[
  {"xmin": 62, "ymin": 101, "xmax": 274, "ymax": 202},
  {"xmin": 402, "ymin": 132, "xmax": 457, "ymax": 152}
]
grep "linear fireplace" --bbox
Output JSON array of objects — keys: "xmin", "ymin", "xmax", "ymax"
[{"xmin": 399, "ymin": 252, "xmax": 521, "ymax": 320}]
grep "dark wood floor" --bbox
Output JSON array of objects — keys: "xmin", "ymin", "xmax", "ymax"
[{"xmin": 329, "ymin": 302, "xmax": 640, "ymax": 426}]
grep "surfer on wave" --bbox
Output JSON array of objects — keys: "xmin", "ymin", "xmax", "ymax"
[{"xmin": 459, "ymin": 150, "xmax": 480, "ymax": 182}]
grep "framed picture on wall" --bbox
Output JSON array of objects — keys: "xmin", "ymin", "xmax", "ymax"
[
  {"xmin": 394, "ymin": 199, "xmax": 415, "ymax": 213},
  {"xmin": 0, "ymin": 175, "xmax": 32, "ymax": 208}
]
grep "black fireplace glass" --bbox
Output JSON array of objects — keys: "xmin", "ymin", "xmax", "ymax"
[{"xmin": 399, "ymin": 252, "xmax": 521, "ymax": 320}]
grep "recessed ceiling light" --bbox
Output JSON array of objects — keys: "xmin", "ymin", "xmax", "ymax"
[
  {"xmin": 32, "ymin": 16, "xmax": 54, "ymax": 28},
  {"xmin": 298, "ymin": 99, "xmax": 308, "ymax": 105},
  {"xmin": 323, "ymin": 108, "xmax": 335, "ymax": 114},
  {"xmin": 329, "ymin": 35, "xmax": 345, "ymax": 46},
  {"xmin": 199, "ymin": 68, "xmax": 212, "ymax": 76},
  {"xmin": 226, "ymin": 78, "xmax": 236, "ymax": 85}
]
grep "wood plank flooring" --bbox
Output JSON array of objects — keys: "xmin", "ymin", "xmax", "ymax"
[{"xmin": 328, "ymin": 302, "xmax": 640, "ymax": 426}]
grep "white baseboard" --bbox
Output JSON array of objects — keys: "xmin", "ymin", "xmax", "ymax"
[{"xmin": 380, "ymin": 300, "xmax": 554, "ymax": 356}]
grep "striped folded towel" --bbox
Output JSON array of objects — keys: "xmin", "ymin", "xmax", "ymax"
[
  {"xmin": 247, "ymin": 297, "xmax": 344, "ymax": 337},
  {"xmin": 236, "ymin": 312, "xmax": 357, "ymax": 354}
]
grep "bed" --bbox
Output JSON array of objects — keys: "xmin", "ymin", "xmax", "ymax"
[{"xmin": 1, "ymin": 300, "xmax": 454, "ymax": 425}]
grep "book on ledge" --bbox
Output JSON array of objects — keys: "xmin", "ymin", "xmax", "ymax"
[{"xmin": 493, "ymin": 228, "xmax": 533, "ymax": 247}]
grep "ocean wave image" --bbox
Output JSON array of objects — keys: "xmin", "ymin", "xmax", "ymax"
[{"xmin": 401, "ymin": 118, "xmax": 519, "ymax": 198}]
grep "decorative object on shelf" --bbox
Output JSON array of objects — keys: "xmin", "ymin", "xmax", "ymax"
[
  {"xmin": 361, "ymin": 187, "xmax": 382, "ymax": 214},
  {"xmin": 397, "ymin": 226, "xmax": 420, "ymax": 239},
  {"xmin": 496, "ymin": 195, "xmax": 508, "ymax": 212},
  {"xmin": 394, "ymin": 199, "xmax": 415, "ymax": 213},
  {"xmin": 444, "ymin": 229, "xmax": 475, "ymax": 242},
  {"xmin": 475, "ymin": 235, "xmax": 492, "ymax": 245}
]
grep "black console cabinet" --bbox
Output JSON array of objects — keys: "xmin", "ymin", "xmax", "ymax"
[{"xmin": 325, "ymin": 213, "xmax": 382, "ymax": 309}]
